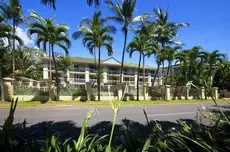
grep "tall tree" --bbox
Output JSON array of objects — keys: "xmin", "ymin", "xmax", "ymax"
[
  {"xmin": 0, "ymin": 19, "xmax": 23, "ymax": 101},
  {"xmin": 153, "ymin": 8, "xmax": 188, "ymax": 99},
  {"xmin": 164, "ymin": 46, "xmax": 180, "ymax": 85},
  {"xmin": 105, "ymin": 0, "xmax": 149, "ymax": 83},
  {"xmin": 28, "ymin": 17, "xmax": 71, "ymax": 101},
  {"xmin": 186, "ymin": 46, "xmax": 203, "ymax": 82},
  {"xmin": 174, "ymin": 50, "xmax": 189, "ymax": 84},
  {"xmin": 73, "ymin": 11, "xmax": 115, "ymax": 101},
  {"xmin": 57, "ymin": 55, "xmax": 72, "ymax": 83},
  {"xmin": 0, "ymin": 0, "xmax": 23, "ymax": 79},
  {"xmin": 127, "ymin": 33, "xmax": 153, "ymax": 101},
  {"xmin": 153, "ymin": 8, "xmax": 188, "ymax": 76},
  {"xmin": 200, "ymin": 50, "xmax": 226, "ymax": 85}
]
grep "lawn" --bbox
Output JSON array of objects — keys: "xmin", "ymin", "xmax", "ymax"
[{"xmin": 0, "ymin": 99, "xmax": 227, "ymax": 108}]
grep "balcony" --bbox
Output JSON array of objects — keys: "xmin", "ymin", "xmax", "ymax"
[
  {"xmin": 107, "ymin": 80, "xmax": 120, "ymax": 83},
  {"xmin": 89, "ymin": 79, "xmax": 97, "ymax": 83},
  {"xmin": 69, "ymin": 78, "xmax": 85, "ymax": 83},
  {"xmin": 75, "ymin": 68, "xmax": 85, "ymax": 72},
  {"xmin": 123, "ymin": 71, "xmax": 135, "ymax": 75},
  {"xmin": 108, "ymin": 70, "xmax": 119, "ymax": 75},
  {"xmin": 123, "ymin": 81, "xmax": 135, "ymax": 85},
  {"xmin": 89, "ymin": 69, "xmax": 97, "ymax": 73}
]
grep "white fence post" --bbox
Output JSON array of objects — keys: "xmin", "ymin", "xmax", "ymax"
[
  {"xmin": 166, "ymin": 85, "xmax": 171, "ymax": 101},
  {"xmin": 213, "ymin": 87, "xmax": 219, "ymax": 99},
  {"xmin": 201, "ymin": 87, "xmax": 205, "ymax": 99},
  {"xmin": 3, "ymin": 78, "xmax": 14, "ymax": 101}
]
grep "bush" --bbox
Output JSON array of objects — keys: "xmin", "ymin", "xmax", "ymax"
[
  {"xmin": 14, "ymin": 85, "xmax": 40, "ymax": 95},
  {"xmin": 59, "ymin": 85, "xmax": 86, "ymax": 96}
]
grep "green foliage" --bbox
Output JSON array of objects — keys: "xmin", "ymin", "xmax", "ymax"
[
  {"xmin": 14, "ymin": 84, "xmax": 48, "ymax": 96},
  {"xmin": 59, "ymin": 85, "xmax": 86, "ymax": 96}
]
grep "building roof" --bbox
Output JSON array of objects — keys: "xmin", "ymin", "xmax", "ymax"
[
  {"xmin": 71, "ymin": 56, "xmax": 155, "ymax": 70},
  {"xmin": 43, "ymin": 56, "xmax": 155, "ymax": 70}
]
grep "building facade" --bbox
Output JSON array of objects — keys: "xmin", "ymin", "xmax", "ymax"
[{"xmin": 43, "ymin": 57, "xmax": 163, "ymax": 87}]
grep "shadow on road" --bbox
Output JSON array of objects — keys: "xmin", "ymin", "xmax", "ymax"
[{"xmin": 10, "ymin": 118, "xmax": 203, "ymax": 143}]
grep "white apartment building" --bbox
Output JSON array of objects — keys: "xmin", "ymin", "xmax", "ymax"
[{"xmin": 43, "ymin": 57, "xmax": 163, "ymax": 87}]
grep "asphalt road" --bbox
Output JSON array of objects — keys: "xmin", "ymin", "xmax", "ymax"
[{"xmin": 0, "ymin": 103, "xmax": 222, "ymax": 127}]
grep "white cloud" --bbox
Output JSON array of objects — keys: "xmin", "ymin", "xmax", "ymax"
[{"xmin": 16, "ymin": 27, "xmax": 35, "ymax": 46}]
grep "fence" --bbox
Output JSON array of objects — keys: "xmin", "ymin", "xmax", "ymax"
[{"xmin": 2, "ymin": 77, "xmax": 220, "ymax": 101}]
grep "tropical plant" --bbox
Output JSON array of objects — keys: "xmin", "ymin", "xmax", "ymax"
[
  {"xmin": 174, "ymin": 50, "xmax": 190, "ymax": 84},
  {"xmin": 28, "ymin": 15, "xmax": 71, "ymax": 101},
  {"xmin": 200, "ymin": 50, "xmax": 226, "ymax": 85},
  {"xmin": 0, "ymin": 0, "xmax": 23, "ymax": 79},
  {"xmin": 73, "ymin": 11, "xmax": 115, "ymax": 101},
  {"xmin": 57, "ymin": 55, "xmax": 72, "ymax": 83},
  {"xmin": 127, "ymin": 33, "xmax": 153, "ymax": 101},
  {"xmin": 164, "ymin": 46, "xmax": 180, "ymax": 85},
  {"xmin": 152, "ymin": 8, "xmax": 188, "ymax": 92},
  {"xmin": 105, "ymin": 0, "xmax": 150, "ymax": 83},
  {"xmin": 13, "ymin": 47, "xmax": 44, "ymax": 80},
  {"xmin": 213, "ymin": 61, "xmax": 230, "ymax": 90},
  {"xmin": 0, "ymin": 19, "xmax": 23, "ymax": 101}
]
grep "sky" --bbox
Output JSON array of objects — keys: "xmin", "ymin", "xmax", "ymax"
[{"xmin": 18, "ymin": 0, "xmax": 230, "ymax": 66}]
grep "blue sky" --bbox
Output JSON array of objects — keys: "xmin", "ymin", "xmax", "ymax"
[{"xmin": 19, "ymin": 0, "xmax": 230, "ymax": 66}]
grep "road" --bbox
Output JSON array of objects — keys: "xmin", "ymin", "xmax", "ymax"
[{"xmin": 0, "ymin": 103, "xmax": 221, "ymax": 127}]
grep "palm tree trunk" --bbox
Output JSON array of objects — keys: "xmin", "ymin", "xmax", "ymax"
[
  {"xmin": 94, "ymin": 48, "xmax": 97, "ymax": 70},
  {"xmin": 120, "ymin": 28, "xmax": 128, "ymax": 83},
  {"xmin": 137, "ymin": 52, "xmax": 142, "ymax": 101},
  {"xmin": 12, "ymin": 19, "xmax": 16, "ymax": 79},
  {"xmin": 0, "ymin": 65, "xmax": 4, "ymax": 101},
  {"xmin": 164, "ymin": 61, "xmax": 170, "ymax": 100},
  {"xmin": 48, "ymin": 43, "xmax": 52, "ymax": 101},
  {"xmin": 51, "ymin": 44, "xmax": 59, "ymax": 101},
  {"xmin": 188, "ymin": 60, "xmax": 192, "ymax": 81},
  {"xmin": 152, "ymin": 63, "xmax": 160, "ymax": 87},
  {"xmin": 169, "ymin": 60, "xmax": 173, "ymax": 85},
  {"xmin": 97, "ymin": 47, "xmax": 101, "ymax": 101},
  {"xmin": 142, "ymin": 53, "xmax": 145, "ymax": 100}
]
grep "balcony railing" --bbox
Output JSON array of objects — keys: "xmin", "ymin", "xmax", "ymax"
[
  {"xmin": 75, "ymin": 68, "xmax": 85, "ymax": 72},
  {"xmin": 123, "ymin": 81, "xmax": 135, "ymax": 85},
  {"xmin": 89, "ymin": 79, "xmax": 97, "ymax": 83},
  {"xmin": 123, "ymin": 71, "xmax": 135, "ymax": 75},
  {"xmin": 89, "ymin": 69, "xmax": 97, "ymax": 73},
  {"xmin": 108, "ymin": 70, "xmax": 119, "ymax": 74},
  {"xmin": 69, "ymin": 78, "xmax": 85, "ymax": 83},
  {"xmin": 107, "ymin": 80, "xmax": 119, "ymax": 83}
]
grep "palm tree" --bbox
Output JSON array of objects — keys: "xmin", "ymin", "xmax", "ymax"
[
  {"xmin": 164, "ymin": 46, "xmax": 180, "ymax": 85},
  {"xmin": 153, "ymin": 8, "xmax": 188, "ymax": 86},
  {"xmin": 200, "ymin": 50, "xmax": 226, "ymax": 85},
  {"xmin": 0, "ymin": 20, "xmax": 23, "ymax": 101},
  {"xmin": 28, "ymin": 17, "xmax": 71, "ymax": 101},
  {"xmin": 127, "ymin": 33, "xmax": 153, "ymax": 101},
  {"xmin": 14, "ymin": 47, "xmax": 44, "ymax": 80},
  {"xmin": 174, "ymin": 50, "xmax": 189, "ymax": 83},
  {"xmin": 0, "ymin": 0, "xmax": 23, "ymax": 79},
  {"xmin": 57, "ymin": 55, "xmax": 72, "ymax": 83},
  {"xmin": 105, "ymin": 0, "xmax": 150, "ymax": 83},
  {"xmin": 73, "ymin": 11, "xmax": 115, "ymax": 101},
  {"xmin": 174, "ymin": 50, "xmax": 190, "ymax": 99},
  {"xmin": 40, "ymin": 0, "xmax": 100, "ymax": 9},
  {"xmin": 186, "ymin": 46, "xmax": 203, "ymax": 82}
]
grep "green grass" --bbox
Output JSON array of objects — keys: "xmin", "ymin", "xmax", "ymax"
[{"xmin": 0, "ymin": 99, "xmax": 227, "ymax": 108}]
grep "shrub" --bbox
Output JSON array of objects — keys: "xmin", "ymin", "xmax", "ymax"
[{"xmin": 59, "ymin": 85, "xmax": 86, "ymax": 96}]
